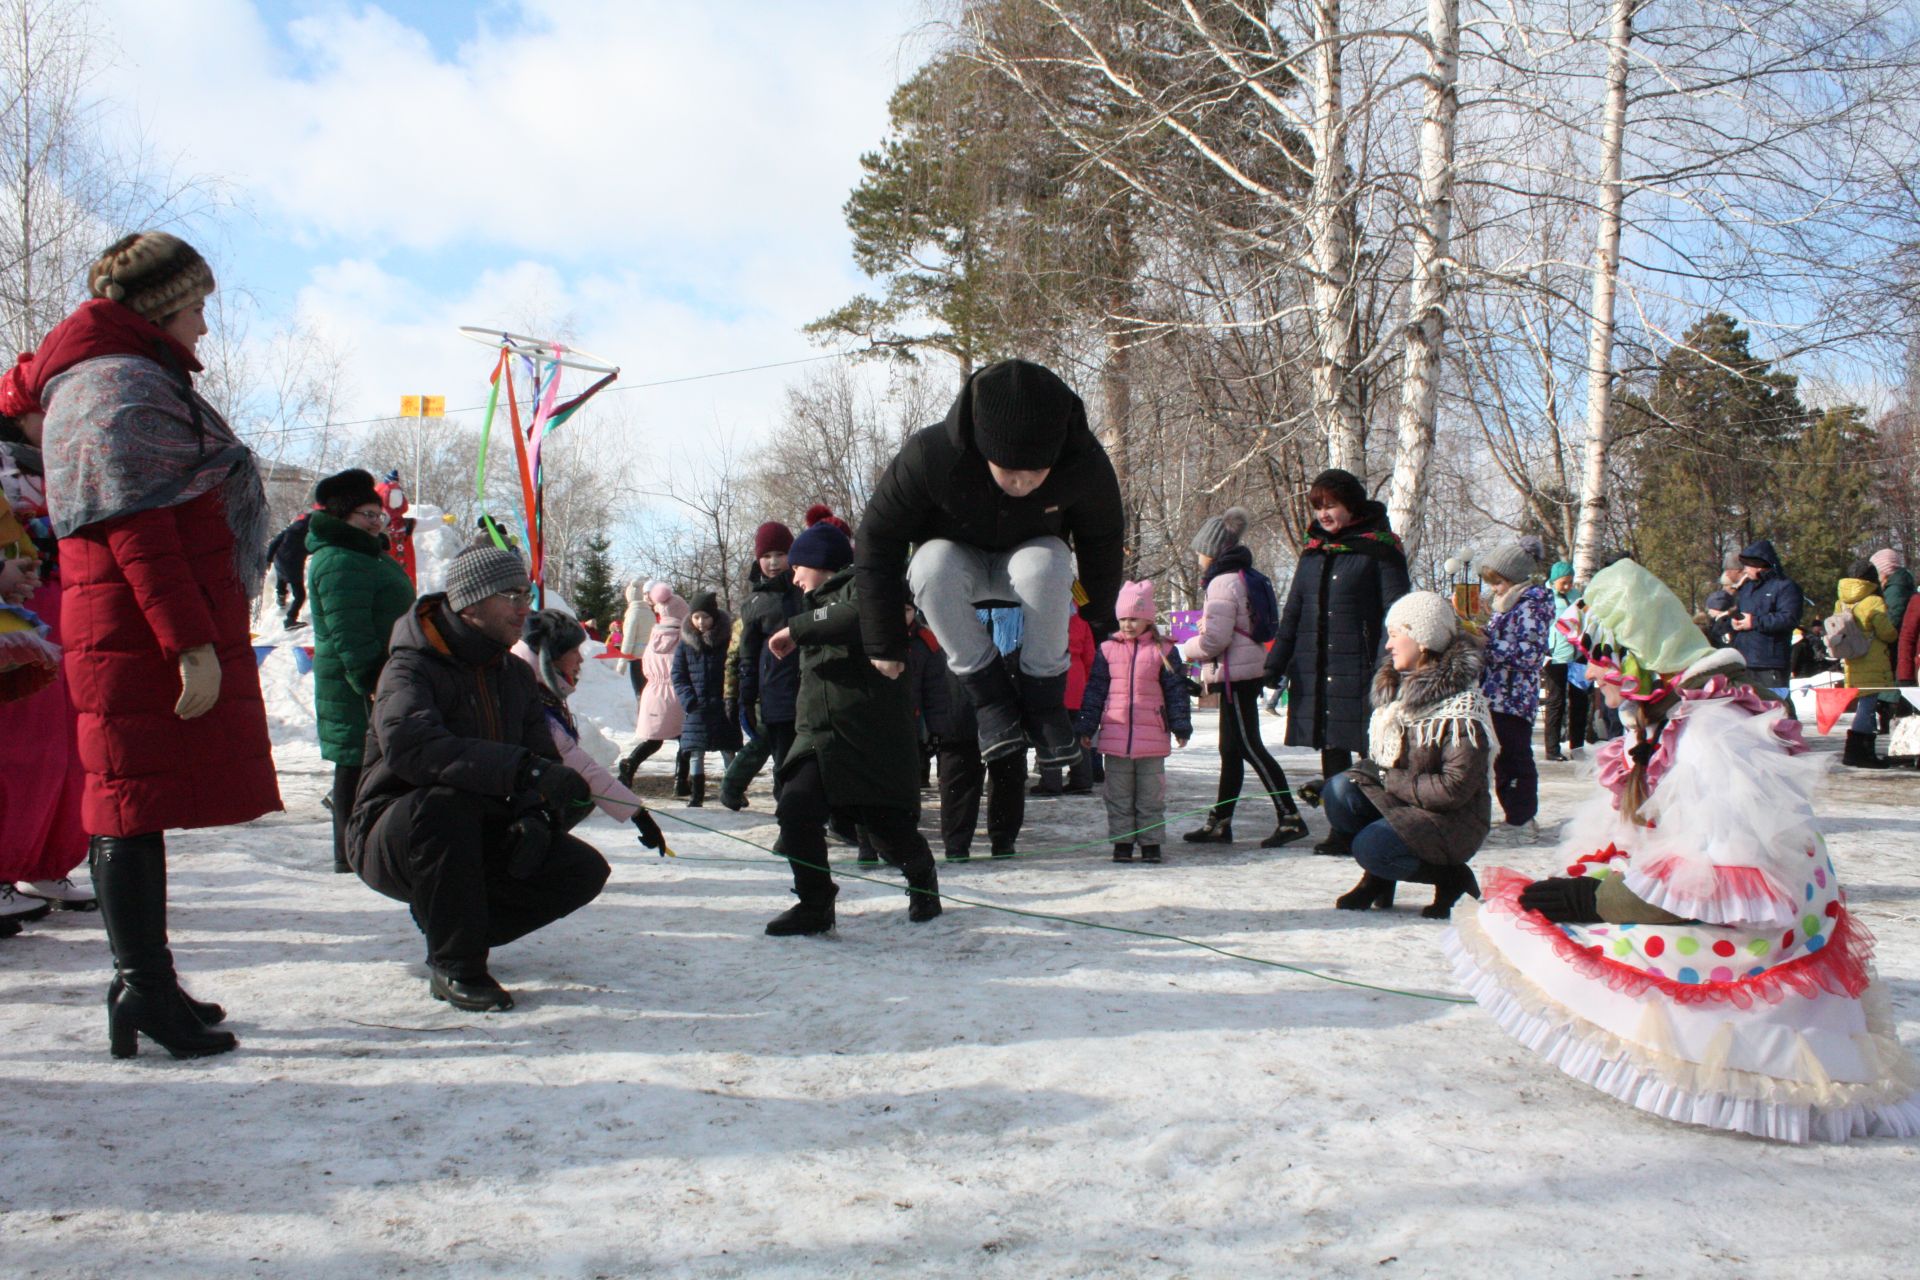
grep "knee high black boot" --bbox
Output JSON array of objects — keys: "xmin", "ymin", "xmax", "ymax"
[
  {"xmin": 92, "ymin": 835, "xmax": 236, "ymax": 1058},
  {"xmin": 673, "ymin": 749, "xmax": 692, "ymax": 797}
]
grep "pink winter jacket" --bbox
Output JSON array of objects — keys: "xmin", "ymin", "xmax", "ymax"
[
  {"xmin": 634, "ymin": 595, "xmax": 688, "ymax": 740},
  {"xmin": 1091, "ymin": 634, "xmax": 1182, "ymax": 758},
  {"xmin": 511, "ymin": 640, "xmax": 644, "ymax": 823},
  {"xmin": 1179, "ymin": 569, "xmax": 1268, "ymax": 687}
]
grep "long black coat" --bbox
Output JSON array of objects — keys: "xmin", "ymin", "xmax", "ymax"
[
  {"xmin": 735, "ymin": 567, "xmax": 805, "ymax": 725},
  {"xmin": 672, "ymin": 613, "xmax": 744, "ymax": 753},
  {"xmin": 346, "ymin": 596, "xmax": 558, "ymax": 860},
  {"xmin": 783, "ymin": 567, "xmax": 920, "ymax": 812},
  {"xmin": 1262, "ymin": 502, "xmax": 1411, "ymax": 753},
  {"xmin": 854, "ymin": 370, "xmax": 1125, "ymax": 661}
]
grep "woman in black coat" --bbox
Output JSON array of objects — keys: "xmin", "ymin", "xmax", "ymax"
[
  {"xmin": 671, "ymin": 591, "xmax": 742, "ymax": 807},
  {"xmin": 1262, "ymin": 469, "xmax": 1410, "ymax": 843}
]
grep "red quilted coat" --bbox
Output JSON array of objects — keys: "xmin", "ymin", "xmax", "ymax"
[{"xmin": 60, "ymin": 486, "xmax": 282, "ymax": 835}]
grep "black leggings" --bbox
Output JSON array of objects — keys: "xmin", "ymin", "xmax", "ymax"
[
  {"xmin": 1213, "ymin": 681, "xmax": 1295, "ymax": 820},
  {"xmin": 331, "ymin": 762, "xmax": 361, "ymax": 869}
]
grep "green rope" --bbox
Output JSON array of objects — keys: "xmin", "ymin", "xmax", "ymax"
[{"xmin": 607, "ymin": 794, "xmax": 1472, "ymax": 1006}]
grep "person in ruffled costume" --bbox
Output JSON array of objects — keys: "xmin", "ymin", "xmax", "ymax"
[{"xmin": 1445, "ymin": 557, "xmax": 1920, "ymax": 1142}]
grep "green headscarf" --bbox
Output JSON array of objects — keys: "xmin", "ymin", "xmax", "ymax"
[{"xmin": 1580, "ymin": 559, "xmax": 1715, "ymax": 679}]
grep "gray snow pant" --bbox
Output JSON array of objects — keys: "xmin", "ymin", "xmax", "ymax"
[
  {"xmin": 907, "ymin": 536, "xmax": 1074, "ymax": 677},
  {"xmin": 1103, "ymin": 755, "xmax": 1167, "ymax": 846}
]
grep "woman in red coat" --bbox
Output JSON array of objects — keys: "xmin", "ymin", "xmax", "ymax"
[{"xmin": 38, "ymin": 233, "xmax": 281, "ymax": 1060}]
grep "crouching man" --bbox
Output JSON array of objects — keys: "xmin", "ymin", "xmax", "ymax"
[{"xmin": 346, "ymin": 546, "xmax": 609, "ymax": 1011}]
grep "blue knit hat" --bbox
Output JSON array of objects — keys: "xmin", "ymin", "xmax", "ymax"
[{"xmin": 789, "ymin": 520, "xmax": 852, "ymax": 571}]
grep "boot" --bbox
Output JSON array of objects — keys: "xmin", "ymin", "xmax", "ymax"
[
  {"xmin": 430, "ymin": 967, "xmax": 513, "ymax": 1011},
  {"xmin": 1412, "ymin": 863, "xmax": 1481, "ymax": 919},
  {"xmin": 92, "ymin": 835, "xmax": 237, "ymax": 1060},
  {"xmin": 1113, "ymin": 842, "xmax": 1135, "ymax": 862},
  {"xmin": 765, "ymin": 885, "xmax": 838, "ymax": 936},
  {"xmin": 1844, "ymin": 730, "xmax": 1889, "ymax": 770},
  {"xmin": 1017, "ymin": 670, "xmax": 1081, "ymax": 770},
  {"xmin": 1335, "ymin": 872, "xmax": 1397, "ymax": 911},
  {"xmin": 108, "ymin": 975, "xmax": 226, "ymax": 1026},
  {"xmin": 1182, "ymin": 811, "xmax": 1233, "ymax": 844},
  {"xmin": 856, "ymin": 829, "xmax": 880, "ymax": 865},
  {"xmin": 688, "ymin": 775, "xmax": 706, "ymax": 808},
  {"xmin": 1140, "ymin": 844, "xmax": 1162, "ymax": 864},
  {"xmin": 673, "ymin": 751, "xmax": 692, "ymax": 796},
  {"xmin": 959, "ymin": 662, "xmax": 1028, "ymax": 764},
  {"xmin": 1313, "ymin": 830, "xmax": 1353, "ymax": 857},
  {"xmin": 616, "ymin": 749, "xmax": 642, "ymax": 791},
  {"xmin": 1261, "ymin": 809, "xmax": 1310, "ymax": 849},
  {"xmin": 905, "ymin": 867, "xmax": 942, "ymax": 922}
]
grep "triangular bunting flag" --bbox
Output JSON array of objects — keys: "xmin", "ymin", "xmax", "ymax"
[{"xmin": 1814, "ymin": 687, "xmax": 1861, "ymax": 735}]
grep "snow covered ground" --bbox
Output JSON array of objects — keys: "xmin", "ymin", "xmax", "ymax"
[{"xmin": 5, "ymin": 637, "xmax": 1920, "ymax": 1278}]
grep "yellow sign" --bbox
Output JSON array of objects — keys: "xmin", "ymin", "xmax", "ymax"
[
  {"xmin": 398, "ymin": 395, "xmax": 446, "ymax": 419},
  {"xmin": 399, "ymin": 395, "xmax": 420, "ymax": 417}
]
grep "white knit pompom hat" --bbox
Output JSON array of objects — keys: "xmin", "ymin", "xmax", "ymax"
[{"xmin": 1384, "ymin": 591, "xmax": 1459, "ymax": 654}]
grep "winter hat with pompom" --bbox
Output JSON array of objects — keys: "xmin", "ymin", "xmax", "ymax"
[
  {"xmin": 789, "ymin": 520, "xmax": 853, "ymax": 572},
  {"xmin": 1115, "ymin": 580, "xmax": 1158, "ymax": 622},
  {"xmin": 1190, "ymin": 507, "xmax": 1250, "ymax": 558},
  {"xmin": 1385, "ymin": 591, "xmax": 1460, "ymax": 654},
  {"xmin": 88, "ymin": 232, "xmax": 215, "ymax": 324}
]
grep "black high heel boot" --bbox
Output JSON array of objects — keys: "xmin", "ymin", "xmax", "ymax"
[
  {"xmin": 1335, "ymin": 872, "xmax": 1397, "ymax": 911},
  {"xmin": 673, "ymin": 750, "xmax": 692, "ymax": 797},
  {"xmin": 1417, "ymin": 864, "xmax": 1482, "ymax": 919},
  {"xmin": 92, "ymin": 835, "xmax": 237, "ymax": 1059}
]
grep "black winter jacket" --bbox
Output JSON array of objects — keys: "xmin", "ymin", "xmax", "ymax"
[
  {"xmin": 1731, "ymin": 539, "xmax": 1806, "ymax": 672},
  {"xmin": 347, "ymin": 596, "xmax": 558, "ymax": 858},
  {"xmin": 267, "ymin": 512, "xmax": 313, "ymax": 581},
  {"xmin": 906, "ymin": 624, "xmax": 947, "ymax": 737},
  {"xmin": 1262, "ymin": 502, "xmax": 1411, "ymax": 753},
  {"xmin": 784, "ymin": 567, "xmax": 921, "ymax": 811},
  {"xmin": 672, "ymin": 614, "xmax": 744, "ymax": 753},
  {"xmin": 855, "ymin": 370, "xmax": 1125, "ymax": 661},
  {"xmin": 735, "ymin": 566, "xmax": 805, "ymax": 724}
]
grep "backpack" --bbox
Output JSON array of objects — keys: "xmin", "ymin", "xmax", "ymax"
[
  {"xmin": 1239, "ymin": 569, "xmax": 1280, "ymax": 645},
  {"xmin": 1823, "ymin": 607, "xmax": 1871, "ymax": 662}
]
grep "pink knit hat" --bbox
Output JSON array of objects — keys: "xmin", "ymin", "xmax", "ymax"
[
  {"xmin": 1115, "ymin": 579, "xmax": 1157, "ymax": 621},
  {"xmin": 1871, "ymin": 548, "xmax": 1903, "ymax": 578}
]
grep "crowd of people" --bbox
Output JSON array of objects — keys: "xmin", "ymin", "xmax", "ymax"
[{"xmin": 0, "ymin": 231, "xmax": 1916, "ymax": 1144}]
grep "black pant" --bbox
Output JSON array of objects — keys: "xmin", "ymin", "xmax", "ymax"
[
  {"xmin": 1492, "ymin": 710, "xmax": 1538, "ymax": 826},
  {"xmin": 283, "ymin": 573, "xmax": 306, "ymax": 624},
  {"xmin": 355, "ymin": 787, "xmax": 609, "ymax": 976},
  {"xmin": 776, "ymin": 754, "xmax": 934, "ymax": 901},
  {"xmin": 938, "ymin": 740, "xmax": 1026, "ymax": 857},
  {"xmin": 1214, "ymin": 682, "xmax": 1295, "ymax": 820},
  {"xmin": 1320, "ymin": 748, "xmax": 1352, "ymax": 780},
  {"xmin": 331, "ymin": 762, "xmax": 362, "ymax": 869},
  {"xmin": 1541, "ymin": 663, "xmax": 1588, "ymax": 754},
  {"xmin": 1748, "ymin": 666, "xmax": 1799, "ymax": 721}
]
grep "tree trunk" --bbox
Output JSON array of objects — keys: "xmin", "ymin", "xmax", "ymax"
[
  {"xmin": 1572, "ymin": 0, "xmax": 1637, "ymax": 585},
  {"xmin": 1307, "ymin": 0, "xmax": 1364, "ymax": 477},
  {"xmin": 1385, "ymin": 0, "xmax": 1460, "ymax": 559}
]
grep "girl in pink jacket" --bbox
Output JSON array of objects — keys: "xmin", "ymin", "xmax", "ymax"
[
  {"xmin": 617, "ymin": 583, "xmax": 691, "ymax": 792},
  {"xmin": 1074, "ymin": 581, "xmax": 1193, "ymax": 862}
]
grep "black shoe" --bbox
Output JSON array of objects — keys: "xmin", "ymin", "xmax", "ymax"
[
  {"xmin": 93, "ymin": 835, "xmax": 238, "ymax": 1060},
  {"xmin": 1335, "ymin": 872, "xmax": 1397, "ymax": 911},
  {"xmin": 1261, "ymin": 811, "xmax": 1310, "ymax": 848},
  {"xmin": 1313, "ymin": 831, "xmax": 1352, "ymax": 857},
  {"xmin": 1030, "ymin": 782, "xmax": 1063, "ymax": 796},
  {"xmin": 1140, "ymin": 845, "xmax": 1162, "ymax": 864},
  {"xmin": 856, "ymin": 846, "xmax": 880, "ymax": 865},
  {"xmin": 1113, "ymin": 843, "xmax": 1135, "ymax": 862},
  {"xmin": 1182, "ymin": 813, "xmax": 1232, "ymax": 844},
  {"xmin": 333, "ymin": 853, "xmax": 352, "ymax": 874},
  {"xmin": 906, "ymin": 868, "xmax": 942, "ymax": 922},
  {"xmin": 945, "ymin": 851, "xmax": 972, "ymax": 862},
  {"xmin": 1418, "ymin": 864, "xmax": 1481, "ymax": 919},
  {"xmin": 1544, "ymin": 751, "xmax": 1569, "ymax": 763},
  {"xmin": 1844, "ymin": 731, "xmax": 1889, "ymax": 770},
  {"xmin": 0, "ymin": 915, "xmax": 20, "ymax": 938},
  {"xmin": 718, "ymin": 790, "xmax": 748, "ymax": 812},
  {"xmin": 765, "ymin": 889, "xmax": 837, "ymax": 936},
  {"xmin": 1017, "ymin": 671, "xmax": 1081, "ymax": 769},
  {"xmin": 110, "ymin": 974, "xmax": 226, "ymax": 1026},
  {"xmin": 990, "ymin": 845, "xmax": 1017, "ymax": 859},
  {"xmin": 959, "ymin": 663, "xmax": 1028, "ymax": 764},
  {"xmin": 430, "ymin": 967, "xmax": 514, "ymax": 1011},
  {"xmin": 1062, "ymin": 783, "xmax": 1095, "ymax": 796}
]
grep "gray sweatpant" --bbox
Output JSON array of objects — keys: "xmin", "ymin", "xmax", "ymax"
[
  {"xmin": 1103, "ymin": 755, "xmax": 1167, "ymax": 845},
  {"xmin": 907, "ymin": 536, "xmax": 1074, "ymax": 677}
]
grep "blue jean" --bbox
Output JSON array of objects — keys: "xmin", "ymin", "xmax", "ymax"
[
  {"xmin": 1322, "ymin": 773, "xmax": 1425, "ymax": 881},
  {"xmin": 1852, "ymin": 696, "xmax": 1880, "ymax": 734}
]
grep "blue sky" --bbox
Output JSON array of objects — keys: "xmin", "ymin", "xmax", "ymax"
[{"xmin": 92, "ymin": 0, "xmax": 932, "ymax": 464}]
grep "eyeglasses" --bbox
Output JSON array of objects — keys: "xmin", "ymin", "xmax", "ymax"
[
  {"xmin": 350, "ymin": 506, "xmax": 385, "ymax": 522},
  {"xmin": 495, "ymin": 588, "xmax": 533, "ymax": 607}
]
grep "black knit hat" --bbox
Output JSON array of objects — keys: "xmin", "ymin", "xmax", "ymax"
[
  {"xmin": 687, "ymin": 590, "xmax": 720, "ymax": 617},
  {"xmin": 521, "ymin": 609, "xmax": 587, "ymax": 693},
  {"xmin": 1306, "ymin": 468, "xmax": 1369, "ymax": 516},
  {"xmin": 313, "ymin": 468, "xmax": 379, "ymax": 516},
  {"xmin": 789, "ymin": 521, "xmax": 853, "ymax": 571},
  {"xmin": 967, "ymin": 359, "xmax": 1081, "ymax": 471}
]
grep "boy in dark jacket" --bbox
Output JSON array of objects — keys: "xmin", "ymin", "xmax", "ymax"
[
  {"xmin": 348, "ymin": 546, "xmax": 609, "ymax": 1011},
  {"xmin": 762, "ymin": 521, "xmax": 941, "ymax": 935},
  {"xmin": 721, "ymin": 521, "xmax": 803, "ymax": 809},
  {"xmin": 855, "ymin": 359, "xmax": 1123, "ymax": 771},
  {"xmin": 265, "ymin": 509, "xmax": 314, "ymax": 626}
]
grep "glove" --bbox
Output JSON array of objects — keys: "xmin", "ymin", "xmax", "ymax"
[
  {"xmin": 524, "ymin": 759, "xmax": 590, "ymax": 813},
  {"xmin": 632, "ymin": 806, "xmax": 665, "ymax": 853},
  {"xmin": 1296, "ymin": 778, "xmax": 1324, "ymax": 809},
  {"xmin": 175, "ymin": 643, "xmax": 221, "ymax": 719},
  {"xmin": 504, "ymin": 810, "xmax": 552, "ymax": 879},
  {"xmin": 1262, "ymin": 668, "xmax": 1285, "ymax": 691},
  {"xmin": 1518, "ymin": 876, "xmax": 1603, "ymax": 924}
]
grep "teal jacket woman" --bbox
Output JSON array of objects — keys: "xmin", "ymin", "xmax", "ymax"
[{"xmin": 306, "ymin": 470, "xmax": 416, "ymax": 870}]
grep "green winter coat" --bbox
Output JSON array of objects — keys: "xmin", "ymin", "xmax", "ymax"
[
  {"xmin": 1883, "ymin": 566, "xmax": 1915, "ymax": 635},
  {"xmin": 781, "ymin": 567, "xmax": 919, "ymax": 812},
  {"xmin": 307, "ymin": 512, "xmax": 417, "ymax": 764}
]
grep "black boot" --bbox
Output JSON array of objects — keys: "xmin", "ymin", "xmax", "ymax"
[
  {"xmin": 959, "ymin": 662, "xmax": 1028, "ymax": 764},
  {"xmin": 856, "ymin": 828, "xmax": 880, "ymax": 865},
  {"xmin": 1261, "ymin": 809, "xmax": 1310, "ymax": 849},
  {"xmin": 1183, "ymin": 811, "xmax": 1233, "ymax": 844},
  {"xmin": 905, "ymin": 866, "xmax": 942, "ymax": 922},
  {"xmin": 1414, "ymin": 863, "xmax": 1481, "ymax": 919},
  {"xmin": 1017, "ymin": 670, "xmax": 1081, "ymax": 770},
  {"xmin": 1113, "ymin": 842, "xmax": 1135, "ymax": 862},
  {"xmin": 430, "ymin": 967, "xmax": 514, "ymax": 1011},
  {"xmin": 1313, "ymin": 830, "xmax": 1353, "ymax": 857},
  {"xmin": 766, "ymin": 885, "xmax": 838, "ymax": 936},
  {"xmin": 616, "ymin": 749, "xmax": 641, "ymax": 791},
  {"xmin": 92, "ymin": 835, "xmax": 237, "ymax": 1060},
  {"xmin": 1140, "ymin": 844, "xmax": 1162, "ymax": 864},
  {"xmin": 1335, "ymin": 872, "xmax": 1397, "ymax": 911},
  {"xmin": 1844, "ymin": 730, "xmax": 1889, "ymax": 770},
  {"xmin": 673, "ymin": 751, "xmax": 692, "ymax": 796},
  {"xmin": 688, "ymin": 775, "xmax": 706, "ymax": 807}
]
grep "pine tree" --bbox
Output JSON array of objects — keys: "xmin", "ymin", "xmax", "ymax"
[
  {"xmin": 570, "ymin": 534, "xmax": 620, "ymax": 631},
  {"xmin": 1773, "ymin": 405, "xmax": 1879, "ymax": 621}
]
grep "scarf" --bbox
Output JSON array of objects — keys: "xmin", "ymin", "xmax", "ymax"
[{"xmin": 1368, "ymin": 687, "xmax": 1496, "ymax": 771}]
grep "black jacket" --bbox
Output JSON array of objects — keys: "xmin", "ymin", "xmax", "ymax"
[
  {"xmin": 784, "ymin": 567, "xmax": 921, "ymax": 812},
  {"xmin": 1731, "ymin": 539, "xmax": 1805, "ymax": 672},
  {"xmin": 906, "ymin": 624, "xmax": 948, "ymax": 736},
  {"xmin": 672, "ymin": 613, "xmax": 744, "ymax": 753},
  {"xmin": 855, "ymin": 371, "xmax": 1125, "ymax": 661},
  {"xmin": 1262, "ymin": 501, "xmax": 1411, "ymax": 753},
  {"xmin": 735, "ymin": 566, "xmax": 805, "ymax": 724},
  {"xmin": 267, "ymin": 512, "xmax": 313, "ymax": 581},
  {"xmin": 347, "ymin": 596, "xmax": 558, "ymax": 857}
]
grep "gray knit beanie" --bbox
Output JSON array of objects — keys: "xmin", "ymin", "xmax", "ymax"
[
  {"xmin": 1190, "ymin": 507, "xmax": 1250, "ymax": 558},
  {"xmin": 446, "ymin": 546, "xmax": 529, "ymax": 612},
  {"xmin": 1479, "ymin": 540, "xmax": 1540, "ymax": 586}
]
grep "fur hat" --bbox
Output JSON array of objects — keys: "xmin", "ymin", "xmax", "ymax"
[
  {"xmin": 88, "ymin": 233, "xmax": 215, "ymax": 324},
  {"xmin": 1306, "ymin": 468, "xmax": 1368, "ymax": 517},
  {"xmin": 1384, "ymin": 591, "xmax": 1459, "ymax": 654},
  {"xmin": 967, "ymin": 359, "xmax": 1079, "ymax": 471},
  {"xmin": 1479, "ymin": 540, "xmax": 1540, "ymax": 586},
  {"xmin": 789, "ymin": 520, "xmax": 853, "ymax": 572},
  {"xmin": 445, "ymin": 546, "xmax": 528, "ymax": 613},
  {"xmin": 1871, "ymin": 548, "xmax": 1903, "ymax": 578},
  {"xmin": 1116, "ymin": 579, "xmax": 1157, "ymax": 622},
  {"xmin": 754, "ymin": 521, "xmax": 794, "ymax": 558},
  {"xmin": 1190, "ymin": 507, "xmax": 1249, "ymax": 559},
  {"xmin": 520, "ymin": 608, "xmax": 587, "ymax": 694},
  {"xmin": 313, "ymin": 468, "xmax": 379, "ymax": 516},
  {"xmin": 687, "ymin": 590, "xmax": 720, "ymax": 618}
]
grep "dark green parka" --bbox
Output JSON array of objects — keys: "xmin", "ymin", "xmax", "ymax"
[
  {"xmin": 781, "ymin": 567, "xmax": 919, "ymax": 812},
  {"xmin": 307, "ymin": 512, "xmax": 417, "ymax": 765}
]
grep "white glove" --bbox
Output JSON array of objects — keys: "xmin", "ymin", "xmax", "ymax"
[{"xmin": 175, "ymin": 643, "xmax": 221, "ymax": 719}]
